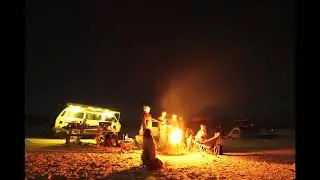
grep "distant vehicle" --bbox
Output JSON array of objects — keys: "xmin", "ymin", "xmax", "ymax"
[
  {"xmin": 226, "ymin": 125, "xmax": 277, "ymax": 139},
  {"xmin": 52, "ymin": 103, "xmax": 121, "ymax": 140},
  {"xmin": 258, "ymin": 127, "xmax": 277, "ymax": 138}
]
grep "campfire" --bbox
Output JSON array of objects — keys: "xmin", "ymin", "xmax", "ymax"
[
  {"xmin": 169, "ymin": 128, "xmax": 183, "ymax": 144},
  {"xmin": 167, "ymin": 127, "xmax": 185, "ymax": 155}
]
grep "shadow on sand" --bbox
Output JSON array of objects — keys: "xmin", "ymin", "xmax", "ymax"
[
  {"xmin": 105, "ymin": 166, "xmax": 164, "ymax": 180},
  {"xmin": 224, "ymin": 152, "xmax": 295, "ymax": 165}
]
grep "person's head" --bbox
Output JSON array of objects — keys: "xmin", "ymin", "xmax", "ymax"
[
  {"xmin": 143, "ymin": 129, "xmax": 152, "ymax": 138},
  {"xmin": 143, "ymin": 105, "xmax": 151, "ymax": 113},
  {"xmin": 172, "ymin": 114, "xmax": 177, "ymax": 121},
  {"xmin": 161, "ymin": 111, "xmax": 167, "ymax": 118},
  {"xmin": 200, "ymin": 124, "xmax": 206, "ymax": 130}
]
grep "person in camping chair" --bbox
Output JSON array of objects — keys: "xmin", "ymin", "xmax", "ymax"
[
  {"xmin": 195, "ymin": 124, "xmax": 207, "ymax": 143},
  {"xmin": 209, "ymin": 132, "xmax": 221, "ymax": 153}
]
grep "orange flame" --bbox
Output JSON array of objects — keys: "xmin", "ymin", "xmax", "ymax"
[{"xmin": 169, "ymin": 128, "xmax": 183, "ymax": 144}]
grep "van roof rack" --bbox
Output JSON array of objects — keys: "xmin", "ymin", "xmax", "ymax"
[{"xmin": 66, "ymin": 103, "xmax": 120, "ymax": 113}]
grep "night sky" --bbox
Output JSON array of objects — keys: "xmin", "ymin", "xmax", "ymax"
[{"xmin": 25, "ymin": 1, "xmax": 295, "ymax": 125}]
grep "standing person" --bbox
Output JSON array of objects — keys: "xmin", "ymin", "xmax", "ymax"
[
  {"xmin": 158, "ymin": 111, "xmax": 168, "ymax": 146},
  {"xmin": 139, "ymin": 105, "xmax": 153, "ymax": 135},
  {"xmin": 158, "ymin": 111, "xmax": 167, "ymax": 124},
  {"xmin": 141, "ymin": 129, "xmax": 163, "ymax": 170},
  {"xmin": 185, "ymin": 128, "xmax": 194, "ymax": 151},
  {"xmin": 170, "ymin": 114, "xmax": 179, "ymax": 128},
  {"xmin": 178, "ymin": 116, "xmax": 184, "ymax": 129}
]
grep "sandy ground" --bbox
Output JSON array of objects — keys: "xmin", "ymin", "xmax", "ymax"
[{"xmin": 25, "ymin": 138, "xmax": 295, "ymax": 179}]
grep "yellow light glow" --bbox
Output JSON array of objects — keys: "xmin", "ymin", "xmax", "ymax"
[
  {"xmin": 69, "ymin": 106, "xmax": 81, "ymax": 112},
  {"xmin": 88, "ymin": 107, "xmax": 103, "ymax": 111},
  {"xmin": 105, "ymin": 111, "xmax": 114, "ymax": 118},
  {"xmin": 158, "ymin": 152, "xmax": 206, "ymax": 163},
  {"xmin": 169, "ymin": 128, "xmax": 183, "ymax": 144}
]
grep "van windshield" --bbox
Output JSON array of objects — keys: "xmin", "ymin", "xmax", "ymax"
[
  {"xmin": 104, "ymin": 116, "xmax": 117, "ymax": 121},
  {"xmin": 67, "ymin": 112, "xmax": 84, "ymax": 119}
]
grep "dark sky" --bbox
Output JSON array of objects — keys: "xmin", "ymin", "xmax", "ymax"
[{"xmin": 25, "ymin": 1, "xmax": 295, "ymax": 124}]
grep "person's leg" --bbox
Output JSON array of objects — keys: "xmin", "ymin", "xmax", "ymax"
[
  {"xmin": 141, "ymin": 151, "xmax": 151, "ymax": 167},
  {"xmin": 148, "ymin": 158, "xmax": 163, "ymax": 170}
]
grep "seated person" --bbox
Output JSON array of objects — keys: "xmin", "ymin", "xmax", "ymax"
[
  {"xmin": 103, "ymin": 133, "xmax": 113, "ymax": 147},
  {"xmin": 195, "ymin": 124, "xmax": 207, "ymax": 143},
  {"xmin": 141, "ymin": 129, "xmax": 163, "ymax": 170},
  {"xmin": 95, "ymin": 126, "xmax": 104, "ymax": 146}
]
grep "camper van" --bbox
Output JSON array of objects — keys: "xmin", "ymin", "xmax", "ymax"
[{"xmin": 52, "ymin": 103, "xmax": 121, "ymax": 138}]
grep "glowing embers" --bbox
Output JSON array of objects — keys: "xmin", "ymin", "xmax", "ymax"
[{"xmin": 167, "ymin": 128, "xmax": 185, "ymax": 155}]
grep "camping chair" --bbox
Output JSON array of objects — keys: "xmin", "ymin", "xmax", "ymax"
[
  {"xmin": 192, "ymin": 132, "xmax": 222, "ymax": 155},
  {"xmin": 206, "ymin": 133, "xmax": 222, "ymax": 155}
]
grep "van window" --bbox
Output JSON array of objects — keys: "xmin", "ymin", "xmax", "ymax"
[
  {"xmin": 86, "ymin": 113, "xmax": 101, "ymax": 120},
  {"xmin": 67, "ymin": 112, "xmax": 84, "ymax": 119},
  {"xmin": 93, "ymin": 114, "xmax": 101, "ymax": 120}
]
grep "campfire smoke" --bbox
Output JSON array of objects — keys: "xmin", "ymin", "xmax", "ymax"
[{"xmin": 159, "ymin": 64, "xmax": 229, "ymax": 120}]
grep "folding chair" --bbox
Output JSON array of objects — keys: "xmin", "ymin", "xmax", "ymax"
[{"xmin": 192, "ymin": 132, "xmax": 222, "ymax": 155}]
